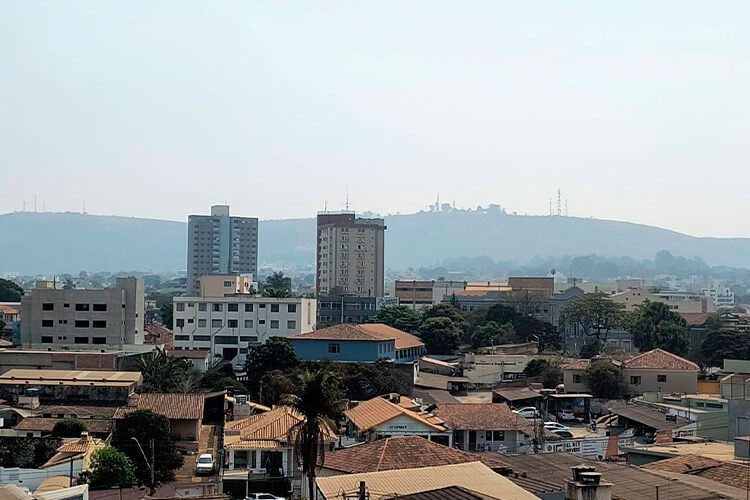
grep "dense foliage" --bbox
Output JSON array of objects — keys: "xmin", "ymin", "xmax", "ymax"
[
  {"xmin": 52, "ymin": 417, "xmax": 88, "ymax": 438},
  {"xmin": 85, "ymin": 447, "xmax": 136, "ymax": 489},
  {"xmin": 584, "ymin": 360, "xmax": 628, "ymax": 399},
  {"xmin": 367, "ymin": 305, "xmax": 423, "ymax": 332},
  {"xmin": 0, "ymin": 278, "xmax": 23, "ymax": 301},
  {"xmin": 0, "ymin": 437, "xmax": 60, "ymax": 468},
  {"xmin": 629, "ymin": 301, "xmax": 689, "ymax": 355}
]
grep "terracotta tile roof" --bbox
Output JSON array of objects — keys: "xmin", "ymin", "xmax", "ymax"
[
  {"xmin": 316, "ymin": 462, "xmax": 538, "ymax": 500},
  {"xmin": 36, "ymin": 404, "xmax": 119, "ymax": 419},
  {"xmin": 622, "ymin": 349, "xmax": 699, "ymax": 370},
  {"xmin": 563, "ymin": 359, "xmax": 591, "ymax": 370},
  {"xmin": 113, "ymin": 393, "xmax": 205, "ymax": 420},
  {"xmin": 291, "ymin": 323, "xmax": 425, "ymax": 350},
  {"xmin": 14, "ymin": 417, "xmax": 112, "ymax": 434},
  {"xmin": 0, "ymin": 305, "xmax": 19, "ymax": 315},
  {"xmin": 224, "ymin": 406, "xmax": 336, "ymax": 450},
  {"xmin": 345, "ymin": 396, "xmax": 447, "ymax": 432},
  {"xmin": 57, "ymin": 434, "xmax": 103, "ymax": 453},
  {"xmin": 144, "ymin": 323, "xmax": 174, "ymax": 349},
  {"xmin": 323, "ymin": 436, "xmax": 510, "ymax": 474},
  {"xmin": 643, "ymin": 454, "xmax": 750, "ymax": 490},
  {"xmin": 435, "ymin": 404, "xmax": 532, "ymax": 433},
  {"xmin": 643, "ymin": 454, "xmax": 723, "ymax": 473},
  {"xmin": 167, "ymin": 349, "xmax": 211, "ymax": 359}
]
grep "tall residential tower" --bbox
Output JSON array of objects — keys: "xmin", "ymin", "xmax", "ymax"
[
  {"xmin": 316, "ymin": 212, "xmax": 386, "ymax": 298},
  {"xmin": 187, "ymin": 205, "xmax": 258, "ymax": 294}
]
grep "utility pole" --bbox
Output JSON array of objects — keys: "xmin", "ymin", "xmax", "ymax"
[{"xmin": 150, "ymin": 439, "xmax": 155, "ymax": 495}]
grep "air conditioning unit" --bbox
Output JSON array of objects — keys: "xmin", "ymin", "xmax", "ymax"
[{"xmin": 235, "ymin": 395, "xmax": 248, "ymax": 405}]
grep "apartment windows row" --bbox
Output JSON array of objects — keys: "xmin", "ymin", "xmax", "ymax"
[
  {"xmin": 41, "ymin": 303, "xmax": 108, "ymax": 312},
  {"xmin": 41, "ymin": 319, "xmax": 107, "ymax": 328},
  {"xmin": 176, "ymin": 318, "xmax": 297, "ymax": 330},
  {"xmin": 40, "ymin": 335, "xmax": 107, "ymax": 344},
  {"xmin": 176, "ymin": 303, "xmax": 297, "ymax": 313},
  {"xmin": 174, "ymin": 334, "xmax": 260, "ymax": 343}
]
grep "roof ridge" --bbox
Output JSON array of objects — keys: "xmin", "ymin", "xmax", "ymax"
[{"xmin": 376, "ymin": 437, "xmax": 390, "ymax": 471}]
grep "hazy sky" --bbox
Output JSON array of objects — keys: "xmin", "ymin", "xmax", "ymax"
[{"xmin": 2, "ymin": 1, "xmax": 748, "ymax": 237}]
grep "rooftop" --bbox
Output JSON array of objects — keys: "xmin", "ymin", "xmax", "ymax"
[
  {"xmin": 167, "ymin": 349, "xmax": 211, "ymax": 359},
  {"xmin": 415, "ymin": 371, "xmax": 469, "ymax": 390},
  {"xmin": 15, "ymin": 417, "xmax": 112, "ymax": 434},
  {"xmin": 394, "ymin": 486, "xmax": 498, "ymax": 500},
  {"xmin": 609, "ymin": 404, "xmax": 690, "ymax": 431},
  {"xmin": 644, "ymin": 454, "xmax": 750, "ymax": 491},
  {"xmin": 0, "ymin": 369, "xmax": 142, "ymax": 387},
  {"xmin": 42, "ymin": 433, "xmax": 104, "ymax": 468},
  {"xmin": 435, "ymin": 403, "xmax": 532, "ymax": 433},
  {"xmin": 316, "ymin": 462, "xmax": 537, "ymax": 500},
  {"xmin": 345, "ymin": 395, "xmax": 446, "ymax": 432},
  {"xmin": 623, "ymin": 349, "xmax": 699, "ymax": 371},
  {"xmin": 623, "ymin": 441, "xmax": 737, "ymax": 462},
  {"xmin": 491, "ymin": 386, "xmax": 542, "ymax": 402},
  {"xmin": 224, "ymin": 406, "xmax": 336, "ymax": 449},
  {"xmin": 113, "ymin": 393, "xmax": 205, "ymax": 420},
  {"xmin": 290, "ymin": 323, "xmax": 425, "ymax": 350},
  {"xmin": 322, "ymin": 436, "xmax": 510, "ymax": 474}
]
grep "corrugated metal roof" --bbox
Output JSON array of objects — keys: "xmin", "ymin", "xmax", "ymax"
[{"xmin": 316, "ymin": 462, "xmax": 537, "ymax": 500}]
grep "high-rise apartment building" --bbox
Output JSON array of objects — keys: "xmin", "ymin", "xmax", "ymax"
[
  {"xmin": 187, "ymin": 205, "xmax": 258, "ymax": 294},
  {"xmin": 316, "ymin": 212, "xmax": 386, "ymax": 298}
]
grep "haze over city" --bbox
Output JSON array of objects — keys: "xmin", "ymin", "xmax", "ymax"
[{"xmin": 2, "ymin": 1, "xmax": 749, "ymax": 237}]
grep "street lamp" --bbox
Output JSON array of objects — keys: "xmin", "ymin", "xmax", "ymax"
[{"xmin": 131, "ymin": 437, "xmax": 155, "ymax": 495}]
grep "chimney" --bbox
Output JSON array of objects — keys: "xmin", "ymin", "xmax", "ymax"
[{"xmin": 565, "ymin": 465, "xmax": 613, "ymax": 500}]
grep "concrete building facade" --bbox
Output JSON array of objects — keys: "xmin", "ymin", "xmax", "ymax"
[
  {"xmin": 172, "ymin": 295, "xmax": 316, "ymax": 365},
  {"xmin": 394, "ymin": 280, "xmax": 467, "ymax": 310},
  {"xmin": 20, "ymin": 277, "xmax": 144, "ymax": 349},
  {"xmin": 316, "ymin": 212, "xmax": 386, "ymax": 298},
  {"xmin": 187, "ymin": 205, "xmax": 258, "ymax": 294}
]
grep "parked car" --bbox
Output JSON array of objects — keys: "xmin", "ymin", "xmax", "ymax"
[
  {"xmin": 246, "ymin": 494, "xmax": 286, "ymax": 500},
  {"xmin": 544, "ymin": 422, "xmax": 570, "ymax": 431},
  {"xmin": 195, "ymin": 454, "xmax": 215, "ymax": 475},
  {"xmin": 557, "ymin": 409, "xmax": 576, "ymax": 421},
  {"xmin": 512, "ymin": 407, "xmax": 540, "ymax": 419},
  {"xmin": 552, "ymin": 429, "xmax": 574, "ymax": 439}
]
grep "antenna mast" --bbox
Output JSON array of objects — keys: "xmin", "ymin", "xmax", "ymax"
[{"xmin": 556, "ymin": 188, "xmax": 562, "ymax": 216}]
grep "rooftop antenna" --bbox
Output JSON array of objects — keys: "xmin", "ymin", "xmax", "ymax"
[
  {"xmin": 82, "ymin": 200, "xmax": 87, "ymax": 214},
  {"xmin": 324, "ymin": 200, "xmax": 328, "ymax": 212},
  {"xmin": 549, "ymin": 198, "xmax": 553, "ymax": 216},
  {"xmin": 565, "ymin": 200, "xmax": 569, "ymax": 217},
  {"xmin": 556, "ymin": 188, "xmax": 562, "ymax": 216},
  {"xmin": 344, "ymin": 183, "xmax": 350, "ymax": 211},
  {"xmin": 437, "ymin": 191, "xmax": 440, "ymax": 209}
]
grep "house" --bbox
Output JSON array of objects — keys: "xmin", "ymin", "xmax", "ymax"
[
  {"xmin": 0, "ymin": 369, "xmax": 143, "ymax": 404},
  {"xmin": 2, "ymin": 483, "xmax": 90, "ymax": 500},
  {"xmin": 564, "ymin": 349, "xmax": 699, "ymax": 396},
  {"xmin": 13, "ymin": 417, "xmax": 112, "ymax": 438},
  {"xmin": 318, "ymin": 436, "xmax": 510, "ymax": 477},
  {"xmin": 113, "ymin": 393, "xmax": 205, "ymax": 451},
  {"xmin": 344, "ymin": 394, "xmax": 452, "ymax": 445},
  {"xmin": 434, "ymin": 403, "xmax": 534, "ymax": 454},
  {"xmin": 223, "ymin": 406, "xmax": 336, "ymax": 498},
  {"xmin": 167, "ymin": 348, "xmax": 211, "ymax": 371},
  {"xmin": 42, "ymin": 432, "xmax": 104, "ymax": 470},
  {"xmin": 316, "ymin": 462, "xmax": 538, "ymax": 500},
  {"xmin": 289, "ymin": 324, "xmax": 425, "ymax": 363},
  {"xmin": 0, "ymin": 304, "xmax": 20, "ymax": 325}
]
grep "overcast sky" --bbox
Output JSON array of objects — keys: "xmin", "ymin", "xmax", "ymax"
[{"xmin": 1, "ymin": 1, "xmax": 748, "ymax": 237}]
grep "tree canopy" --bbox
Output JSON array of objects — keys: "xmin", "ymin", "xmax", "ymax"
[
  {"xmin": 137, "ymin": 349, "xmax": 194, "ymax": 393},
  {"xmin": 367, "ymin": 305, "xmax": 422, "ymax": 332},
  {"xmin": 700, "ymin": 329, "xmax": 750, "ymax": 368},
  {"xmin": 584, "ymin": 360, "xmax": 627, "ymax": 398},
  {"xmin": 418, "ymin": 316, "xmax": 461, "ymax": 354},
  {"xmin": 562, "ymin": 292, "xmax": 625, "ymax": 343},
  {"xmin": 85, "ymin": 447, "xmax": 136, "ymax": 489},
  {"xmin": 52, "ymin": 418, "xmax": 88, "ymax": 438},
  {"xmin": 629, "ymin": 301, "xmax": 689, "ymax": 355},
  {"xmin": 0, "ymin": 278, "xmax": 23, "ymax": 301},
  {"xmin": 245, "ymin": 336, "xmax": 299, "ymax": 397}
]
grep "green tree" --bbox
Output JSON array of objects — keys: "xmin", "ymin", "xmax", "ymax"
[
  {"xmin": 86, "ymin": 447, "xmax": 136, "ymax": 489},
  {"xmin": 0, "ymin": 278, "xmax": 23, "ymax": 301},
  {"xmin": 245, "ymin": 337, "xmax": 299, "ymax": 397},
  {"xmin": 52, "ymin": 418, "xmax": 88, "ymax": 438},
  {"xmin": 523, "ymin": 358, "xmax": 550, "ymax": 378},
  {"xmin": 62, "ymin": 278, "xmax": 76, "ymax": 290},
  {"xmin": 422, "ymin": 303, "xmax": 468, "ymax": 334},
  {"xmin": 159, "ymin": 303, "xmax": 173, "ymax": 329},
  {"xmin": 282, "ymin": 368, "xmax": 346, "ymax": 500},
  {"xmin": 259, "ymin": 369, "xmax": 297, "ymax": 407},
  {"xmin": 513, "ymin": 316, "xmax": 561, "ymax": 352},
  {"xmin": 562, "ymin": 292, "xmax": 625, "ymax": 343},
  {"xmin": 112, "ymin": 410, "xmax": 183, "ymax": 489},
  {"xmin": 418, "ymin": 317, "xmax": 461, "ymax": 354},
  {"xmin": 0, "ymin": 437, "xmax": 60, "ymax": 468},
  {"xmin": 368, "ymin": 305, "xmax": 422, "ymax": 332},
  {"xmin": 339, "ymin": 360, "xmax": 412, "ymax": 401},
  {"xmin": 629, "ymin": 301, "xmax": 689, "ymax": 355},
  {"xmin": 199, "ymin": 360, "xmax": 245, "ymax": 393},
  {"xmin": 584, "ymin": 360, "xmax": 627, "ymax": 398},
  {"xmin": 540, "ymin": 364, "xmax": 563, "ymax": 389},
  {"xmin": 470, "ymin": 321, "xmax": 515, "ymax": 348},
  {"xmin": 137, "ymin": 349, "xmax": 193, "ymax": 393},
  {"xmin": 262, "ymin": 287, "xmax": 292, "ymax": 298},
  {"xmin": 579, "ymin": 340, "xmax": 603, "ymax": 359},
  {"xmin": 485, "ymin": 304, "xmax": 520, "ymax": 325},
  {"xmin": 265, "ymin": 272, "xmax": 291, "ymax": 293},
  {"xmin": 700, "ymin": 329, "xmax": 750, "ymax": 368}
]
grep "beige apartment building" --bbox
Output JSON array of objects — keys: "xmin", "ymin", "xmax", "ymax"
[
  {"xmin": 195, "ymin": 274, "xmax": 256, "ymax": 297},
  {"xmin": 316, "ymin": 212, "xmax": 386, "ymax": 298},
  {"xmin": 20, "ymin": 277, "xmax": 144, "ymax": 349},
  {"xmin": 394, "ymin": 280, "xmax": 467, "ymax": 309},
  {"xmin": 611, "ymin": 288, "xmax": 716, "ymax": 313}
]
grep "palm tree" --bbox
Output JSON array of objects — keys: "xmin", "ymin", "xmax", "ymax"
[{"xmin": 283, "ymin": 369, "xmax": 345, "ymax": 499}]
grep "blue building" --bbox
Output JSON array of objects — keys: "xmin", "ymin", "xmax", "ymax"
[{"xmin": 289, "ymin": 323, "xmax": 425, "ymax": 364}]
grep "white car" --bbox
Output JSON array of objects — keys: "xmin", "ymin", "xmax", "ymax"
[
  {"xmin": 246, "ymin": 494, "xmax": 286, "ymax": 500},
  {"xmin": 195, "ymin": 454, "xmax": 215, "ymax": 475},
  {"xmin": 557, "ymin": 409, "xmax": 576, "ymax": 421},
  {"xmin": 551, "ymin": 429, "xmax": 574, "ymax": 439},
  {"xmin": 544, "ymin": 422, "xmax": 570, "ymax": 431},
  {"xmin": 512, "ymin": 407, "xmax": 540, "ymax": 419}
]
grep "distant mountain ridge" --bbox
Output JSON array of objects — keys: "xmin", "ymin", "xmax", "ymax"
[{"xmin": 1, "ymin": 210, "xmax": 749, "ymax": 274}]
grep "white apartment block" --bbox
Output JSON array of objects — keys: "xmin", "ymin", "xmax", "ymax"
[
  {"xmin": 172, "ymin": 296, "xmax": 316, "ymax": 365},
  {"xmin": 316, "ymin": 212, "xmax": 386, "ymax": 298},
  {"xmin": 701, "ymin": 284, "xmax": 735, "ymax": 308}
]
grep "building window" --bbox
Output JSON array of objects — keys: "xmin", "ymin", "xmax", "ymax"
[
  {"xmin": 287, "ymin": 320, "xmax": 296, "ymax": 330},
  {"xmin": 75, "ymin": 304, "xmax": 90, "ymax": 312},
  {"xmin": 198, "ymin": 303, "xmax": 207, "ymax": 312},
  {"xmin": 244, "ymin": 320, "xmax": 253, "ymax": 328},
  {"xmin": 74, "ymin": 320, "xmax": 90, "ymax": 328},
  {"xmin": 288, "ymin": 304, "xmax": 297, "ymax": 313},
  {"xmin": 42, "ymin": 319, "xmax": 54, "ymax": 327},
  {"xmin": 176, "ymin": 303, "xmax": 185, "ymax": 312},
  {"xmin": 271, "ymin": 304, "xmax": 280, "ymax": 313},
  {"xmin": 198, "ymin": 319, "xmax": 207, "ymax": 327},
  {"xmin": 245, "ymin": 304, "xmax": 254, "ymax": 312},
  {"xmin": 93, "ymin": 320, "xmax": 107, "ymax": 328},
  {"xmin": 258, "ymin": 319, "xmax": 266, "ymax": 325},
  {"xmin": 175, "ymin": 335, "xmax": 190, "ymax": 341},
  {"xmin": 491, "ymin": 431, "xmax": 505, "ymax": 441},
  {"xmin": 193, "ymin": 335, "xmax": 211, "ymax": 342},
  {"xmin": 42, "ymin": 303, "xmax": 54, "ymax": 311},
  {"xmin": 657, "ymin": 375, "xmax": 667, "ymax": 383},
  {"xmin": 63, "ymin": 303, "xmax": 69, "ymax": 308},
  {"xmin": 212, "ymin": 303, "xmax": 223, "ymax": 312},
  {"xmin": 176, "ymin": 319, "xmax": 185, "ymax": 328},
  {"xmin": 92, "ymin": 304, "xmax": 107, "ymax": 312},
  {"xmin": 228, "ymin": 319, "xmax": 239, "ymax": 328},
  {"xmin": 573, "ymin": 374, "xmax": 582, "ymax": 384},
  {"xmin": 270, "ymin": 320, "xmax": 279, "ymax": 329},
  {"xmin": 259, "ymin": 304, "xmax": 266, "ymax": 309},
  {"xmin": 630, "ymin": 376, "xmax": 642, "ymax": 385},
  {"xmin": 211, "ymin": 319, "xmax": 223, "ymax": 328},
  {"xmin": 187, "ymin": 318, "xmax": 194, "ymax": 324},
  {"xmin": 74, "ymin": 337, "xmax": 89, "ymax": 344},
  {"xmin": 224, "ymin": 281, "xmax": 233, "ymax": 287},
  {"xmin": 93, "ymin": 337, "xmax": 107, "ymax": 344},
  {"xmin": 215, "ymin": 336, "xmax": 239, "ymax": 344},
  {"xmin": 328, "ymin": 343, "xmax": 341, "ymax": 354},
  {"xmin": 228, "ymin": 304, "xmax": 239, "ymax": 312},
  {"xmin": 41, "ymin": 336, "xmax": 53, "ymax": 343}
]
